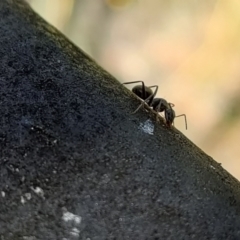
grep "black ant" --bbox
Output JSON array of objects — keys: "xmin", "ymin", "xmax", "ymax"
[{"xmin": 123, "ymin": 81, "xmax": 187, "ymax": 129}]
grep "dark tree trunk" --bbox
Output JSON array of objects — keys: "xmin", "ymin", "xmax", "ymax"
[{"xmin": 0, "ymin": 1, "xmax": 240, "ymax": 239}]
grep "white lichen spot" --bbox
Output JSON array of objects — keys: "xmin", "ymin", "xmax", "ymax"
[
  {"xmin": 101, "ymin": 174, "xmax": 110, "ymax": 184},
  {"xmin": 62, "ymin": 210, "xmax": 82, "ymax": 225},
  {"xmin": 25, "ymin": 193, "xmax": 32, "ymax": 200},
  {"xmin": 62, "ymin": 208, "xmax": 82, "ymax": 239},
  {"xmin": 21, "ymin": 196, "xmax": 26, "ymax": 204},
  {"xmin": 210, "ymin": 165, "xmax": 216, "ymax": 170},
  {"xmin": 1, "ymin": 191, "xmax": 5, "ymax": 197},
  {"xmin": 23, "ymin": 236, "xmax": 36, "ymax": 240},
  {"xmin": 31, "ymin": 186, "xmax": 45, "ymax": 199},
  {"xmin": 70, "ymin": 227, "xmax": 80, "ymax": 237},
  {"xmin": 139, "ymin": 119, "xmax": 154, "ymax": 135}
]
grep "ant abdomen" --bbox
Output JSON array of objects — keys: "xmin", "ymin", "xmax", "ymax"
[{"xmin": 132, "ymin": 85, "xmax": 153, "ymax": 102}]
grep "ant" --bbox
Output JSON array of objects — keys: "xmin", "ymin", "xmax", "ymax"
[{"xmin": 123, "ymin": 80, "xmax": 187, "ymax": 129}]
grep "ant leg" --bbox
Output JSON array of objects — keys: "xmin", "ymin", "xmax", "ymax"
[
  {"xmin": 175, "ymin": 114, "xmax": 187, "ymax": 130},
  {"xmin": 123, "ymin": 81, "xmax": 147, "ymax": 114},
  {"xmin": 123, "ymin": 80, "xmax": 147, "ymax": 108},
  {"xmin": 123, "ymin": 81, "xmax": 157, "ymax": 113},
  {"xmin": 123, "ymin": 81, "xmax": 159, "ymax": 114},
  {"xmin": 153, "ymin": 98, "xmax": 166, "ymax": 121},
  {"xmin": 122, "ymin": 80, "xmax": 146, "ymax": 85},
  {"xmin": 132, "ymin": 102, "xmax": 145, "ymax": 114},
  {"xmin": 156, "ymin": 99, "xmax": 164, "ymax": 112},
  {"xmin": 147, "ymin": 85, "xmax": 159, "ymax": 106}
]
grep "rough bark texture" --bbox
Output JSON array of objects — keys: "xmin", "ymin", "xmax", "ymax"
[{"xmin": 0, "ymin": 0, "xmax": 240, "ymax": 239}]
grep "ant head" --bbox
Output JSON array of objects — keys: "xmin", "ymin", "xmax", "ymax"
[{"xmin": 164, "ymin": 108, "xmax": 175, "ymax": 127}]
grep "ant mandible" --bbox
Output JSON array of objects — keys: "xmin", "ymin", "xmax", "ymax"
[{"xmin": 123, "ymin": 80, "xmax": 187, "ymax": 129}]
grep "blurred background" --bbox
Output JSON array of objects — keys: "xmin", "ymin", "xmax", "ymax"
[{"xmin": 26, "ymin": 0, "xmax": 240, "ymax": 180}]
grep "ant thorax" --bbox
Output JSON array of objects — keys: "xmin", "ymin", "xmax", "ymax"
[{"xmin": 152, "ymin": 98, "xmax": 169, "ymax": 112}]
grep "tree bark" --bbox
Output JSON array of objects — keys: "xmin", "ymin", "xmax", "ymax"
[{"xmin": 0, "ymin": 0, "xmax": 240, "ymax": 239}]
